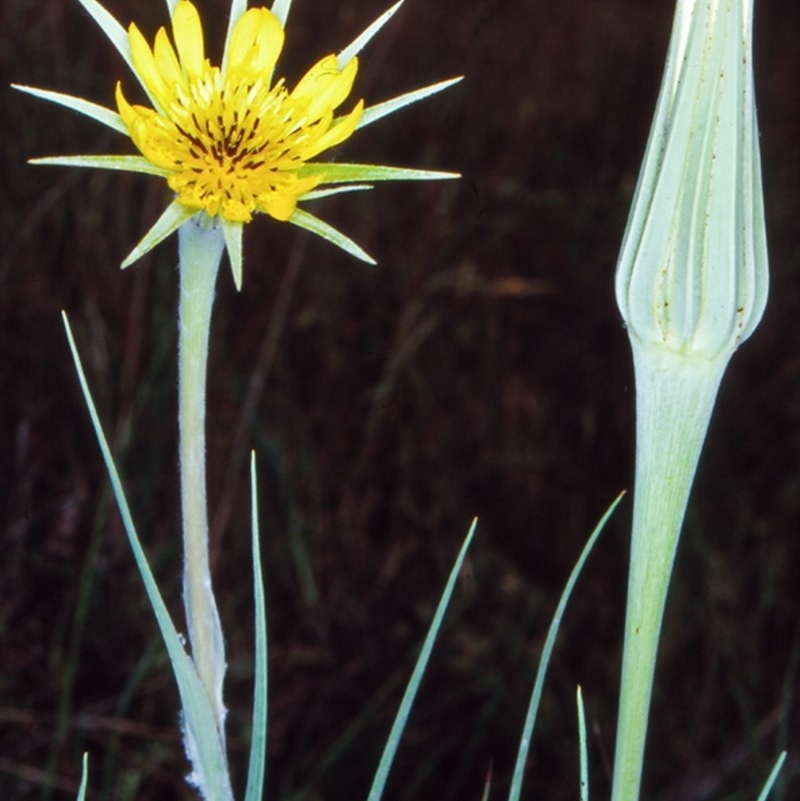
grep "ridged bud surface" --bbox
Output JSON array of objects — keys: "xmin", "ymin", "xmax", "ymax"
[{"xmin": 615, "ymin": 0, "xmax": 767, "ymax": 362}]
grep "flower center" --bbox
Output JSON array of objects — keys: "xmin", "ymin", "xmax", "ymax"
[
  {"xmin": 116, "ymin": 2, "xmax": 362, "ymax": 224},
  {"xmin": 143, "ymin": 67, "xmax": 323, "ymax": 222}
]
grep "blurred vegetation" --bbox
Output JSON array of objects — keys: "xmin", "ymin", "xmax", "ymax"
[{"xmin": 1, "ymin": 0, "xmax": 798, "ymax": 799}]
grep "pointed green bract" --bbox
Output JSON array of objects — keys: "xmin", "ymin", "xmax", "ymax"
[
  {"xmin": 300, "ymin": 163, "xmax": 459, "ymax": 183},
  {"xmin": 12, "ymin": 85, "xmax": 126, "ymax": 134},
  {"xmin": 358, "ymin": 77, "xmax": 463, "ymax": 130},
  {"xmin": 220, "ymin": 218, "xmax": 244, "ymax": 291},
  {"xmin": 338, "ymin": 0, "xmax": 404, "ymax": 68},
  {"xmin": 74, "ymin": 0, "xmax": 160, "ymax": 111},
  {"xmin": 122, "ymin": 201, "xmax": 197, "ymax": 268},
  {"xmin": 223, "ymin": 0, "xmax": 249, "ymax": 74},
  {"xmin": 270, "ymin": 0, "xmax": 292, "ymax": 28},
  {"xmin": 30, "ymin": 154, "xmax": 170, "ymax": 177},
  {"xmin": 300, "ymin": 184, "xmax": 373, "ymax": 201},
  {"xmin": 289, "ymin": 208, "xmax": 376, "ymax": 265},
  {"xmin": 74, "ymin": 0, "xmax": 130, "ymax": 67}
]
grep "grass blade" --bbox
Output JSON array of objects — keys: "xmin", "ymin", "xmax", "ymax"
[
  {"xmin": 244, "ymin": 453, "xmax": 269, "ymax": 801},
  {"xmin": 366, "ymin": 518, "xmax": 478, "ymax": 801},
  {"xmin": 577, "ymin": 686, "xmax": 589, "ymax": 801},
  {"xmin": 75, "ymin": 753, "xmax": 89, "ymax": 801},
  {"xmin": 755, "ymin": 752, "xmax": 787, "ymax": 801},
  {"xmin": 507, "ymin": 492, "xmax": 624, "ymax": 801}
]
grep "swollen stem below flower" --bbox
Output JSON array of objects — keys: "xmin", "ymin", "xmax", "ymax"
[
  {"xmin": 610, "ymin": 341, "xmax": 729, "ymax": 801},
  {"xmin": 178, "ymin": 216, "xmax": 228, "ymax": 746}
]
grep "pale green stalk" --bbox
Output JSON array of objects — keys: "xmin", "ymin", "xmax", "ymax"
[
  {"xmin": 577, "ymin": 687, "xmax": 588, "ymax": 801},
  {"xmin": 611, "ymin": 350, "xmax": 726, "ymax": 800},
  {"xmin": 611, "ymin": 0, "xmax": 768, "ymax": 798},
  {"xmin": 76, "ymin": 754, "xmax": 88, "ymax": 801},
  {"xmin": 177, "ymin": 217, "xmax": 228, "ymax": 744}
]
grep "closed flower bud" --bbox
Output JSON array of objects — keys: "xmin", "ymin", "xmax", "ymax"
[{"xmin": 615, "ymin": 0, "xmax": 768, "ymax": 363}]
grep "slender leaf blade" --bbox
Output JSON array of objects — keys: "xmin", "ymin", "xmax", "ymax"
[
  {"xmin": 366, "ymin": 518, "xmax": 478, "ymax": 801},
  {"xmin": 76, "ymin": 753, "xmax": 89, "ymax": 801},
  {"xmin": 755, "ymin": 752, "xmax": 786, "ymax": 801},
  {"xmin": 577, "ymin": 687, "xmax": 589, "ymax": 801},
  {"xmin": 244, "ymin": 453, "xmax": 269, "ymax": 801},
  {"xmin": 507, "ymin": 492, "xmax": 624, "ymax": 801}
]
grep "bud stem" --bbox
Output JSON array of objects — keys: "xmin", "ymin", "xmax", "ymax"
[{"xmin": 611, "ymin": 343, "xmax": 727, "ymax": 801}]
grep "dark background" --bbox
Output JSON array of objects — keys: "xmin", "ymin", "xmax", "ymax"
[{"xmin": 1, "ymin": 0, "xmax": 798, "ymax": 799}]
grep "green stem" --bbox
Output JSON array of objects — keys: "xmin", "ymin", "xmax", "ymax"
[
  {"xmin": 610, "ymin": 341, "xmax": 728, "ymax": 801},
  {"xmin": 177, "ymin": 216, "xmax": 228, "ymax": 740}
]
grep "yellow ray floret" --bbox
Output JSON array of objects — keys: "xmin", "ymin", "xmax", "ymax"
[{"xmin": 116, "ymin": 0, "xmax": 363, "ymax": 223}]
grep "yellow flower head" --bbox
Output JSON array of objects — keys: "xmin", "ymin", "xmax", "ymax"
[
  {"xmin": 18, "ymin": 0, "xmax": 461, "ymax": 285},
  {"xmin": 117, "ymin": 1, "xmax": 362, "ymax": 224}
]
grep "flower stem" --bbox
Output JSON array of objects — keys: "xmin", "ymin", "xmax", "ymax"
[
  {"xmin": 610, "ymin": 342, "xmax": 728, "ymax": 801},
  {"xmin": 177, "ymin": 216, "xmax": 228, "ymax": 741}
]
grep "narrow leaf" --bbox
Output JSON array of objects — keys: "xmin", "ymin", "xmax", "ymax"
[
  {"xmin": 755, "ymin": 752, "xmax": 787, "ymax": 801},
  {"xmin": 577, "ymin": 687, "xmax": 589, "ymax": 801},
  {"xmin": 507, "ymin": 492, "xmax": 624, "ymax": 801},
  {"xmin": 366, "ymin": 518, "xmax": 478, "ymax": 801},
  {"xmin": 76, "ymin": 753, "xmax": 89, "ymax": 801},
  {"xmin": 244, "ymin": 453, "xmax": 269, "ymax": 801}
]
